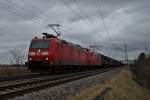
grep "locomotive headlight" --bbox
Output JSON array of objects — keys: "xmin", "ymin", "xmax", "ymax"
[
  {"xmin": 42, "ymin": 51, "xmax": 49, "ymax": 56},
  {"xmin": 45, "ymin": 57, "xmax": 49, "ymax": 60},
  {"xmin": 29, "ymin": 58, "xmax": 32, "ymax": 60},
  {"xmin": 29, "ymin": 52, "xmax": 35, "ymax": 56}
]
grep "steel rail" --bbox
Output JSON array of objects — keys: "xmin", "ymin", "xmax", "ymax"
[{"xmin": 0, "ymin": 73, "xmax": 41, "ymax": 82}]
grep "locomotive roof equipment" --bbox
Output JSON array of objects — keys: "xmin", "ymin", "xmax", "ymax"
[{"xmin": 47, "ymin": 24, "xmax": 61, "ymax": 37}]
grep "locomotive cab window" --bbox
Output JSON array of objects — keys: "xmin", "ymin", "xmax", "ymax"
[{"xmin": 30, "ymin": 40, "xmax": 50, "ymax": 48}]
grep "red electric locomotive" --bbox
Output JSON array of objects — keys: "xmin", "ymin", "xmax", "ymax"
[{"xmin": 26, "ymin": 33, "xmax": 103, "ymax": 72}]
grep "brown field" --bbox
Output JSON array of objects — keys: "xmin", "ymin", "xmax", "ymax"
[
  {"xmin": 69, "ymin": 68, "xmax": 150, "ymax": 100},
  {"xmin": 0, "ymin": 66, "xmax": 31, "ymax": 76}
]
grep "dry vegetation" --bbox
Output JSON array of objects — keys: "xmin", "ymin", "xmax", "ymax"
[
  {"xmin": 69, "ymin": 83, "xmax": 105, "ymax": 100},
  {"xmin": 0, "ymin": 65, "xmax": 31, "ymax": 76},
  {"xmin": 104, "ymin": 69, "xmax": 150, "ymax": 100},
  {"xmin": 130, "ymin": 52, "xmax": 150, "ymax": 88},
  {"xmin": 69, "ymin": 69, "xmax": 150, "ymax": 100}
]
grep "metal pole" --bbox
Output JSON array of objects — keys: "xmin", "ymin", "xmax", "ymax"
[{"xmin": 124, "ymin": 44, "xmax": 128, "ymax": 65}]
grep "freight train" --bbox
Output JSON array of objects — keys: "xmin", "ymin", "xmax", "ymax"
[{"xmin": 26, "ymin": 33, "xmax": 123, "ymax": 72}]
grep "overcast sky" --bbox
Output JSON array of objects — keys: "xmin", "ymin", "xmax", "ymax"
[{"xmin": 0, "ymin": 0, "xmax": 150, "ymax": 64}]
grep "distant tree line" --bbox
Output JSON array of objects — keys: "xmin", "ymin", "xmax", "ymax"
[{"xmin": 130, "ymin": 52, "xmax": 150, "ymax": 88}]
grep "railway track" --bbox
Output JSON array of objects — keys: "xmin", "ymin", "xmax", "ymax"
[
  {"xmin": 0, "ymin": 73, "xmax": 41, "ymax": 82},
  {"xmin": 0, "ymin": 68, "xmax": 115, "ymax": 99}
]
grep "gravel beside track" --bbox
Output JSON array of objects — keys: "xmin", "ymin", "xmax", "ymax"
[{"xmin": 8, "ymin": 67, "xmax": 122, "ymax": 100}]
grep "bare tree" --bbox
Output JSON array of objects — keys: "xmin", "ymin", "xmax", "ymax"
[{"xmin": 9, "ymin": 49, "xmax": 25, "ymax": 66}]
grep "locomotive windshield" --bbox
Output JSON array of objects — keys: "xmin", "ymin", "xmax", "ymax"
[{"xmin": 30, "ymin": 40, "xmax": 50, "ymax": 48}]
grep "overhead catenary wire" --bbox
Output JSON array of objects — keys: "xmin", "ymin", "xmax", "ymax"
[
  {"xmin": 94, "ymin": 0, "xmax": 124, "ymax": 58},
  {"xmin": 71, "ymin": 0, "xmax": 105, "ymax": 41},
  {"xmin": 0, "ymin": 6, "xmax": 29, "ymax": 20},
  {"xmin": 59, "ymin": 0, "xmax": 110, "ymax": 48},
  {"xmin": 0, "ymin": 0, "xmax": 43, "ymax": 25},
  {"xmin": 5, "ymin": 0, "xmax": 37, "ymax": 19},
  {"xmin": 95, "ymin": 0, "xmax": 125, "ymax": 52},
  {"xmin": 61, "ymin": 0, "xmax": 113, "ymax": 56},
  {"xmin": 61, "ymin": 0, "xmax": 102, "ymax": 38},
  {"xmin": 0, "ymin": 1, "xmax": 31, "ymax": 19},
  {"xmin": 71, "ymin": 0, "xmax": 118, "ymax": 57},
  {"xmin": 20, "ymin": 0, "xmax": 79, "ymax": 38},
  {"xmin": 95, "ymin": 0, "xmax": 113, "ymax": 43},
  {"xmin": 22, "ymin": 0, "xmax": 44, "ymax": 14},
  {"xmin": 18, "ymin": 0, "xmax": 78, "ymax": 39},
  {"xmin": 93, "ymin": 0, "xmax": 112, "ymax": 57}
]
